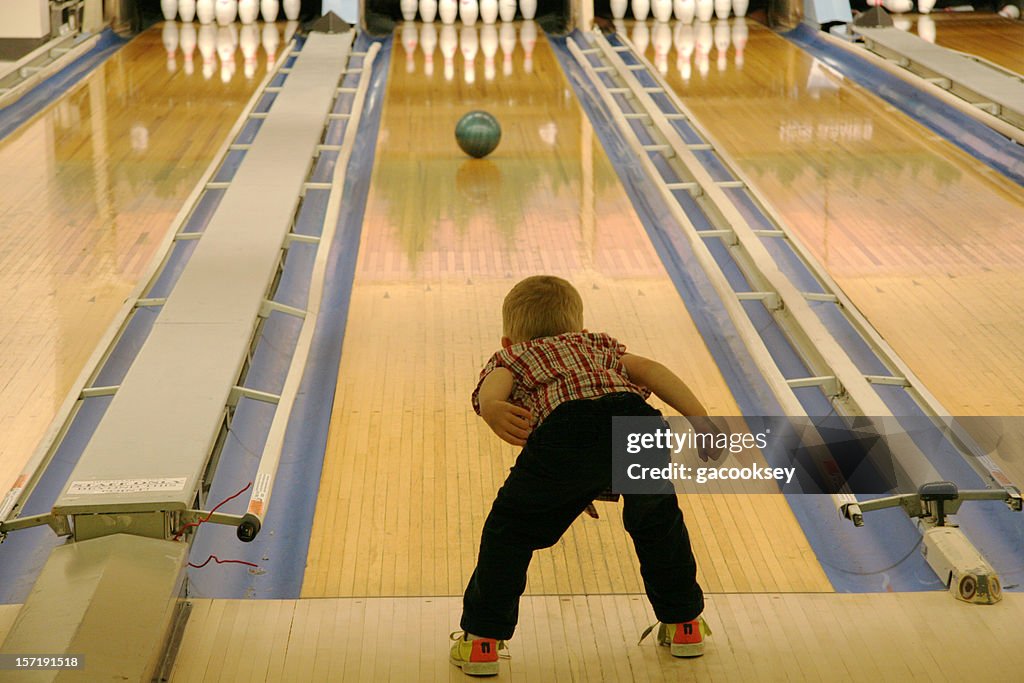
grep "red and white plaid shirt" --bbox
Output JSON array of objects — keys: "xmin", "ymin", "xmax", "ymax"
[{"xmin": 472, "ymin": 332, "xmax": 650, "ymax": 426}]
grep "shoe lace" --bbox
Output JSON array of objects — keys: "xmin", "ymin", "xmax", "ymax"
[
  {"xmin": 637, "ymin": 622, "xmax": 661, "ymax": 646},
  {"xmin": 449, "ymin": 631, "xmax": 511, "ymax": 659},
  {"xmin": 637, "ymin": 617, "xmax": 712, "ymax": 645}
]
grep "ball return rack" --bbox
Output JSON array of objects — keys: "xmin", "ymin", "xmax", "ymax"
[
  {"xmin": 0, "ymin": 30, "xmax": 380, "ymax": 681},
  {"xmin": 567, "ymin": 27, "xmax": 1023, "ymax": 605}
]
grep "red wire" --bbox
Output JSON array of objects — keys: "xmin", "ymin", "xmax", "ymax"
[
  {"xmin": 189, "ymin": 554, "xmax": 258, "ymax": 569},
  {"xmin": 173, "ymin": 482, "xmax": 252, "ymax": 541}
]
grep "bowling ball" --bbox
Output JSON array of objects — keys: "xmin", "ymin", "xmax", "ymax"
[{"xmin": 455, "ymin": 111, "xmax": 502, "ymax": 159}]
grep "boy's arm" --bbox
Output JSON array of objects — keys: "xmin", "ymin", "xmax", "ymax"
[
  {"xmin": 621, "ymin": 353, "xmax": 725, "ymax": 460},
  {"xmin": 620, "ymin": 353, "xmax": 707, "ymax": 416},
  {"xmin": 477, "ymin": 368, "xmax": 533, "ymax": 446}
]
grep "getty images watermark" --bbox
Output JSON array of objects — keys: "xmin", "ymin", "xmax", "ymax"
[
  {"xmin": 623, "ymin": 423, "xmax": 796, "ymax": 486},
  {"xmin": 608, "ymin": 415, "xmax": 940, "ymax": 496}
]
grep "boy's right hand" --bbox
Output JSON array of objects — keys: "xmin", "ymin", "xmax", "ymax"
[
  {"xmin": 690, "ymin": 416, "xmax": 727, "ymax": 462},
  {"xmin": 480, "ymin": 400, "xmax": 533, "ymax": 446}
]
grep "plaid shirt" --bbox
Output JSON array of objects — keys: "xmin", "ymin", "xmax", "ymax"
[{"xmin": 472, "ymin": 332, "xmax": 650, "ymax": 427}]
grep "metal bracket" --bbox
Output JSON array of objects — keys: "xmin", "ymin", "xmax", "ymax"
[
  {"xmin": 227, "ymin": 386, "xmax": 281, "ymax": 407},
  {"xmin": 855, "ymin": 482, "xmax": 1021, "ymax": 521},
  {"xmin": 179, "ymin": 509, "xmax": 245, "ymax": 528},
  {"xmin": 0, "ymin": 512, "xmax": 71, "ymax": 538}
]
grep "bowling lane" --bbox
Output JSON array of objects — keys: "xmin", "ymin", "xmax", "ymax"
[
  {"xmin": 0, "ymin": 23, "xmax": 279, "ymax": 495},
  {"xmin": 642, "ymin": 19, "xmax": 1024, "ymax": 480},
  {"xmin": 902, "ymin": 13, "xmax": 1024, "ymax": 74},
  {"xmin": 301, "ymin": 22, "xmax": 831, "ymax": 600}
]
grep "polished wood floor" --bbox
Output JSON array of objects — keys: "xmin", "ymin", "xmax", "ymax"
[
  {"xmin": 0, "ymin": 26, "xmax": 275, "ymax": 495},
  {"xmin": 911, "ymin": 12, "xmax": 1024, "ymax": 74},
  {"xmin": 300, "ymin": 24, "xmax": 828, "ymax": 599},
  {"xmin": 166, "ymin": 593, "xmax": 1024, "ymax": 681},
  {"xmin": 643, "ymin": 18, "xmax": 1024, "ymax": 483}
]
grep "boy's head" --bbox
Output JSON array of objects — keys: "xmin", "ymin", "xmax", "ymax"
[{"xmin": 502, "ymin": 275, "xmax": 584, "ymax": 345}]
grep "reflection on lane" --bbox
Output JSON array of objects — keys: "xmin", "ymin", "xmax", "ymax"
[
  {"xmin": 629, "ymin": 17, "xmax": 1024, "ymax": 431},
  {"xmin": 0, "ymin": 24, "xmax": 269, "ymax": 492}
]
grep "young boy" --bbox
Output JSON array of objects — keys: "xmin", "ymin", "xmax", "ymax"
[{"xmin": 450, "ymin": 275, "xmax": 717, "ymax": 676}]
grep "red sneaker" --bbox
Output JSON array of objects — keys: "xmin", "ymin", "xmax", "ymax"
[
  {"xmin": 639, "ymin": 616, "xmax": 711, "ymax": 658},
  {"xmin": 449, "ymin": 631, "xmax": 506, "ymax": 676}
]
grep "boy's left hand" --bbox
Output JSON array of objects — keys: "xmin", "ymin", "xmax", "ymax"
[{"xmin": 480, "ymin": 400, "xmax": 533, "ymax": 446}]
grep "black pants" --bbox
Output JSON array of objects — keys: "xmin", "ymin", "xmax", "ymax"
[{"xmin": 461, "ymin": 392, "xmax": 704, "ymax": 640}]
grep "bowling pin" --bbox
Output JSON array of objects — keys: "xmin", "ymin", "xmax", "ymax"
[
  {"xmin": 892, "ymin": 15, "xmax": 911, "ymax": 31},
  {"xmin": 998, "ymin": 3, "xmax": 1021, "ymax": 18},
  {"xmin": 917, "ymin": 0, "xmax": 936, "ymax": 12},
  {"xmin": 695, "ymin": 0, "xmax": 713, "ymax": 22},
  {"xmin": 652, "ymin": 21, "xmax": 671, "ymax": 74},
  {"xmin": 611, "ymin": 0, "xmax": 627, "ymax": 19},
  {"xmin": 480, "ymin": 0, "xmax": 499, "ymax": 23},
  {"xmin": 283, "ymin": 0, "xmax": 300, "ymax": 20},
  {"xmin": 179, "ymin": 0, "xmax": 197, "ymax": 21},
  {"xmin": 520, "ymin": 0, "xmax": 537, "ymax": 19},
  {"xmin": 732, "ymin": 0, "xmax": 748, "ymax": 17},
  {"xmin": 420, "ymin": 23, "xmax": 437, "ymax": 76},
  {"xmin": 520, "ymin": 19, "xmax": 536, "ymax": 73},
  {"xmin": 180, "ymin": 22, "xmax": 197, "ymax": 74},
  {"xmin": 882, "ymin": 0, "xmax": 912, "ymax": 12},
  {"xmin": 674, "ymin": 22, "xmax": 693, "ymax": 80},
  {"xmin": 499, "ymin": 21, "xmax": 516, "ymax": 76},
  {"xmin": 714, "ymin": 0, "xmax": 730, "ymax": 19},
  {"xmin": 197, "ymin": 0, "xmax": 215, "ymax": 24},
  {"xmin": 461, "ymin": 24, "xmax": 478, "ymax": 84},
  {"xmin": 499, "ymin": 0, "xmax": 517, "ymax": 21},
  {"xmin": 439, "ymin": 0, "xmax": 458, "ymax": 24},
  {"xmin": 731, "ymin": 17, "xmax": 746, "ymax": 68},
  {"xmin": 260, "ymin": 0, "xmax": 279, "ymax": 21},
  {"xmin": 440, "ymin": 24, "xmax": 457, "ymax": 81},
  {"xmin": 215, "ymin": 0, "xmax": 237, "ymax": 26},
  {"xmin": 402, "ymin": 23, "xmax": 418, "ymax": 73},
  {"xmin": 401, "ymin": 0, "xmax": 417, "ymax": 20},
  {"xmin": 198, "ymin": 23, "xmax": 217, "ymax": 78},
  {"xmin": 481, "ymin": 24, "xmax": 498, "ymax": 79},
  {"xmin": 420, "ymin": 0, "xmax": 438, "ymax": 22},
  {"xmin": 917, "ymin": 15, "xmax": 936, "ymax": 42},
  {"xmin": 239, "ymin": 0, "xmax": 258, "ymax": 23},
  {"xmin": 674, "ymin": 0, "xmax": 695, "ymax": 22},
  {"xmin": 632, "ymin": 0, "xmax": 650, "ymax": 21},
  {"xmin": 240, "ymin": 23, "xmax": 259, "ymax": 78},
  {"xmin": 652, "ymin": 0, "xmax": 672, "ymax": 22},
  {"xmin": 162, "ymin": 21, "xmax": 179, "ymax": 72},
  {"xmin": 713, "ymin": 19, "xmax": 729, "ymax": 72},
  {"xmin": 162, "ymin": 0, "xmax": 178, "ymax": 21},
  {"xmin": 632, "ymin": 20, "xmax": 649, "ymax": 57},
  {"xmin": 460, "ymin": 0, "xmax": 479, "ymax": 24}
]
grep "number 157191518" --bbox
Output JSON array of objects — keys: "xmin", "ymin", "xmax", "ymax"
[{"xmin": 0, "ymin": 654, "xmax": 84, "ymax": 670}]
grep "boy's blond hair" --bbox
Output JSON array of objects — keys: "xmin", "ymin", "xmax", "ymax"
[{"xmin": 503, "ymin": 275, "xmax": 584, "ymax": 343}]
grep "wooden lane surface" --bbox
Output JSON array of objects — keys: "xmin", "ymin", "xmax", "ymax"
[
  {"xmin": 301, "ymin": 23, "xmax": 830, "ymax": 600},
  {"xmin": 0, "ymin": 24, "xmax": 277, "ymax": 496},
  {"xmin": 644, "ymin": 19, "xmax": 1024, "ymax": 483},
  {"xmin": 909, "ymin": 13, "xmax": 1024, "ymax": 74},
  {"xmin": 169, "ymin": 593, "xmax": 1024, "ymax": 681}
]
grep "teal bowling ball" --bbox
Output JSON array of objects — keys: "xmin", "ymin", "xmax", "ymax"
[{"xmin": 455, "ymin": 111, "xmax": 502, "ymax": 159}]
